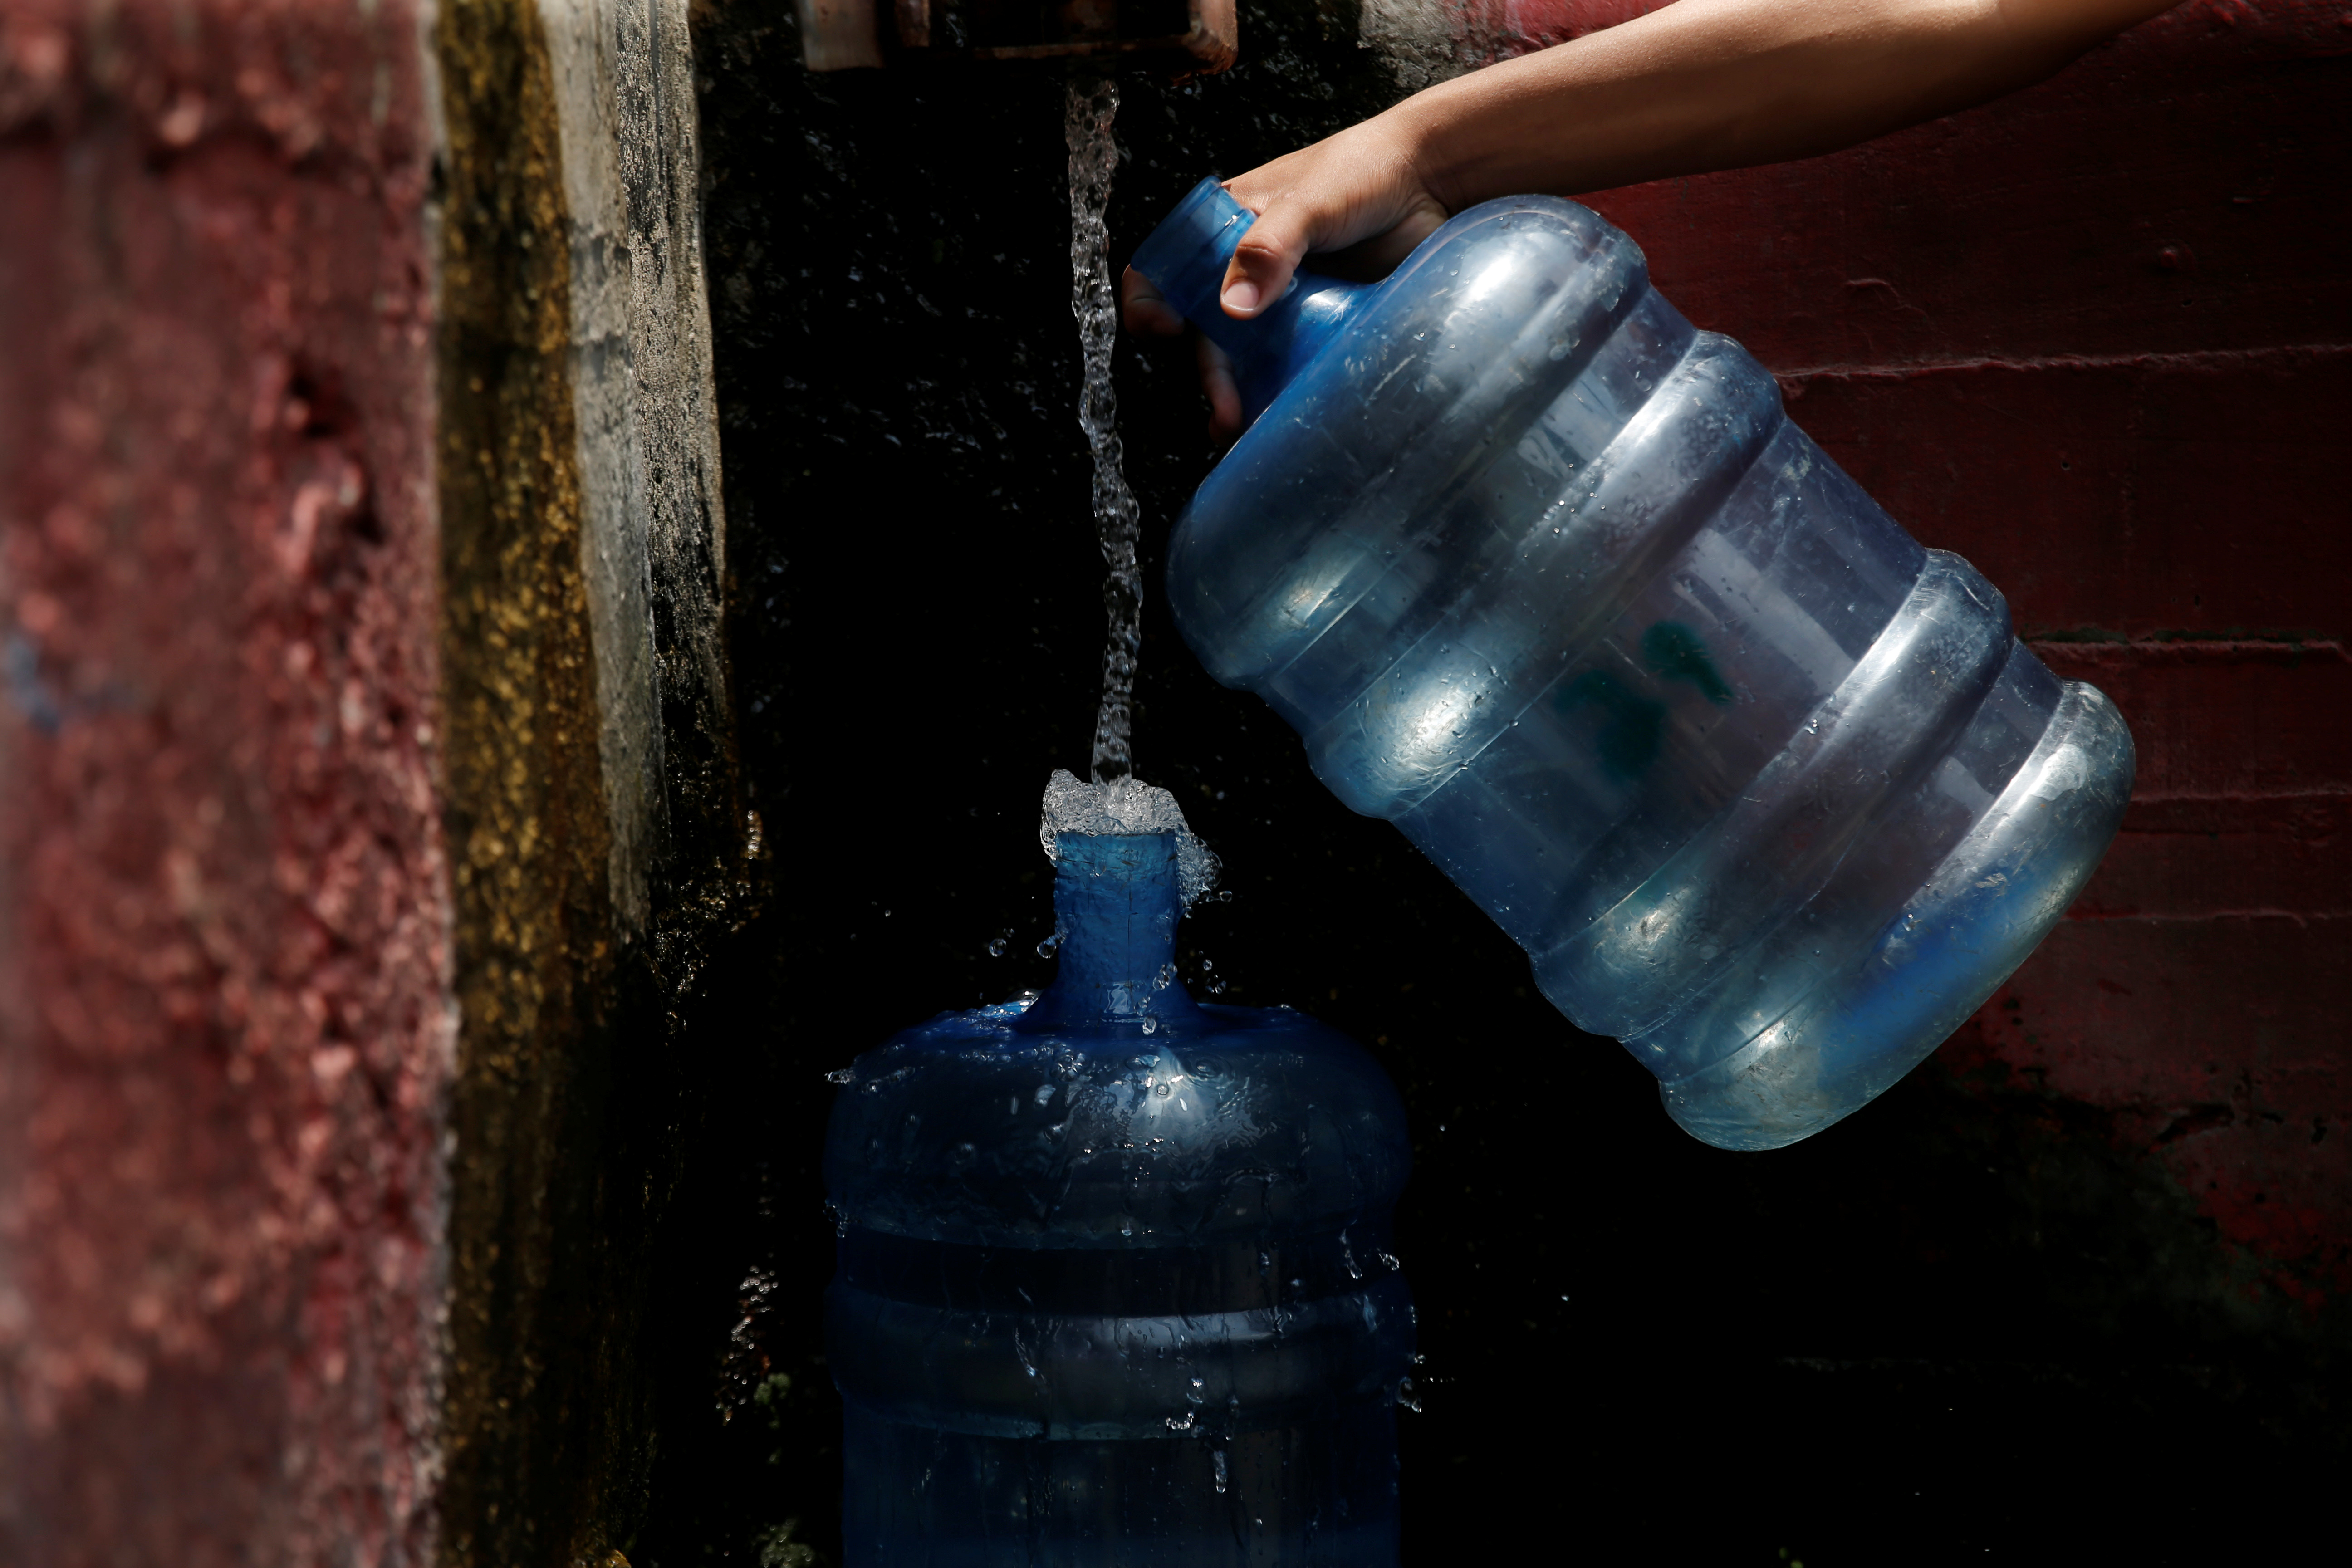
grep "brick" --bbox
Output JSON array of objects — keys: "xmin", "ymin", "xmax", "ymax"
[
  {"xmin": 1955, "ymin": 916, "xmax": 2352, "ymax": 1289},
  {"xmin": 1779, "ymin": 352, "xmax": 2352, "ymax": 639},
  {"xmin": 2079, "ymin": 797, "xmax": 2352, "ymax": 921},
  {"xmin": 2036, "ymin": 639, "xmax": 2352, "ymax": 801},
  {"xmin": 1578, "ymin": 2, "xmax": 2352, "ymax": 368}
]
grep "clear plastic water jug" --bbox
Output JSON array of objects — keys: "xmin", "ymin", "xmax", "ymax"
[
  {"xmin": 825, "ymin": 812, "xmax": 1415, "ymax": 1565},
  {"xmin": 1132, "ymin": 180, "xmax": 2134, "ymax": 1151}
]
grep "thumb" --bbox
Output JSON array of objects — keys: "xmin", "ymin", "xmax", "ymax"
[{"xmin": 1218, "ymin": 196, "xmax": 1317, "ymax": 320}]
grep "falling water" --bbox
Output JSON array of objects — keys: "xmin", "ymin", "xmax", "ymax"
[{"xmin": 1065, "ymin": 72, "xmax": 1142, "ymax": 785}]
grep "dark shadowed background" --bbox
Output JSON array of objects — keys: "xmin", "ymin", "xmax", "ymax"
[{"xmin": 632, "ymin": 2, "xmax": 2351, "ymax": 1561}]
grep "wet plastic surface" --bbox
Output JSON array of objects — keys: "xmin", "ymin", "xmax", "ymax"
[
  {"xmin": 1137, "ymin": 182, "xmax": 2136, "ymax": 1149},
  {"xmin": 682, "ymin": 6, "xmax": 2347, "ymax": 1560},
  {"xmin": 826, "ymin": 833, "xmax": 1413, "ymax": 1564}
]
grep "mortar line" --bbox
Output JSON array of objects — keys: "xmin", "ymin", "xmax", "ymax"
[{"xmin": 1774, "ymin": 341, "xmax": 2352, "ymax": 382}]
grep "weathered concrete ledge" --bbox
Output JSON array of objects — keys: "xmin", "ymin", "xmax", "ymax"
[{"xmin": 0, "ymin": 0, "xmax": 743, "ymax": 1560}]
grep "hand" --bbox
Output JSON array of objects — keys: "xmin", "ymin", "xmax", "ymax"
[
  {"xmin": 1119, "ymin": 272, "xmax": 1247, "ymax": 441},
  {"xmin": 1122, "ymin": 116, "xmax": 1450, "ymax": 442},
  {"xmin": 1122, "ymin": 0, "xmax": 2183, "ymax": 443}
]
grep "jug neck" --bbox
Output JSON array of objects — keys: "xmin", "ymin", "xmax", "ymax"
[
  {"xmin": 1016, "ymin": 831, "xmax": 1203, "ymax": 1034},
  {"xmin": 1129, "ymin": 178, "xmax": 1375, "ymax": 426}
]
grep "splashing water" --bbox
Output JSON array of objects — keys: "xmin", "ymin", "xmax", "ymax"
[
  {"xmin": 1066, "ymin": 72, "xmax": 1142, "ymax": 785},
  {"xmin": 1039, "ymin": 767, "xmax": 1220, "ymax": 906}
]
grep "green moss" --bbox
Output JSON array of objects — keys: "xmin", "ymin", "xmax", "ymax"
[{"xmin": 432, "ymin": 3, "xmax": 627, "ymax": 1563}]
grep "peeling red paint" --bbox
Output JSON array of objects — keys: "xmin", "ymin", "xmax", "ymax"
[{"xmin": 0, "ymin": 2, "xmax": 445, "ymax": 1561}]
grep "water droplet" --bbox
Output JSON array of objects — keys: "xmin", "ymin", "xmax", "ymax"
[
  {"xmin": 1213, "ymin": 1450, "xmax": 1228, "ymax": 1493},
  {"xmin": 1166, "ymin": 1410, "xmax": 1194, "ymax": 1432},
  {"xmin": 1035, "ymin": 932, "xmax": 1062, "ymax": 958},
  {"xmin": 1153, "ymin": 1076, "xmax": 1170, "ymax": 1094},
  {"xmin": 1034, "ymin": 1084, "xmax": 1057, "ymax": 1105},
  {"xmin": 824, "ymin": 1068, "xmax": 853, "ymax": 1085},
  {"xmin": 986, "ymin": 934, "xmax": 1008, "ymax": 957},
  {"xmin": 1063, "ymin": 75, "xmax": 1145, "ymax": 780},
  {"xmin": 1142, "ymin": 1016, "xmax": 1159, "ymax": 1036}
]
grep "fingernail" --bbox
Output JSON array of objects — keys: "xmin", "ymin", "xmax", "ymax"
[{"xmin": 1222, "ymin": 280, "xmax": 1259, "ymax": 314}]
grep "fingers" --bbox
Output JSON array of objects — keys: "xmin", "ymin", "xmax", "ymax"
[
  {"xmin": 1124, "ymin": 264, "xmax": 1240, "ymax": 440},
  {"xmin": 1313, "ymin": 197, "xmax": 1451, "ymax": 282},
  {"xmin": 1121, "ymin": 267, "xmax": 1185, "ymax": 337},
  {"xmin": 1215, "ymin": 198, "xmax": 1313, "ymax": 320},
  {"xmin": 1197, "ymin": 334, "xmax": 1242, "ymax": 444},
  {"xmin": 1124, "ymin": 117, "xmax": 1445, "ymax": 435},
  {"xmin": 1125, "ymin": 273, "xmax": 1242, "ymax": 442},
  {"xmin": 1216, "ymin": 121, "xmax": 1434, "ymax": 318}
]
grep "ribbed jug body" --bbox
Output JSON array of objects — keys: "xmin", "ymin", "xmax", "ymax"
[
  {"xmin": 1132, "ymin": 181, "xmax": 2134, "ymax": 1150},
  {"xmin": 825, "ymin": 831, "xmax": 1415, "ymax": 1565}
]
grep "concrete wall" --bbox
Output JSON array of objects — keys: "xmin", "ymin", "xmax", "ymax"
[
  {"xmin": 431, "ymin": 2, "xmax": 744, "ymax": 1561},
  {"xmin": 0, "ymin": 4, "xmax": 448, "ymax": 1558},
  {"xmin": 0, "ymin": 1, "xmax": 744, "ymax": 1561}
]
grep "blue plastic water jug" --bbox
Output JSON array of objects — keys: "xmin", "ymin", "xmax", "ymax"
[
  {"xmin": 1132, "ymin": 180, "xmax": 2134, "ymax": 1151},
  {"xmin": 825, "ymin": 825, "xmax": 1415, "ymax": 1566}
]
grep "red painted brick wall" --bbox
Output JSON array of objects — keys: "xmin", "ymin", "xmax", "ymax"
[
  {"xmin": 0, "ymin": 3, "xmax": 446, "ymax": 1561},
  {"xmin": 1483, "ymin": 0, "xmax": 2352, "ymax": 1309}
]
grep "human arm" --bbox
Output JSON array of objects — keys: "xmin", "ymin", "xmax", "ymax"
[{"xmin": 1126, "ymin": 0, "xmax": 2180, "ymax": 436}]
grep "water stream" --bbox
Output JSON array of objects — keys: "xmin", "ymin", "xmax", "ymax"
[{"xmin": 1065, "ymin": 73, "xmax": 1143, "ymax": 785}]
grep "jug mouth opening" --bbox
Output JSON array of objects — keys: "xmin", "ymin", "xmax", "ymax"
[
  {"xmin": 1014, "ymin": 825, "xmax": 1205, "ymax": 1035},
  {"xmin": 1132, "ymin": 178, "xmax": 1383, "ymax": 426},
  {"xmin": 1038, "ymin": 768, "xmax": 1221, "ymax": 906},
  {"xmin": 1128, "ymin": 177, "xmax": 1252, "ymax": 320}
]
